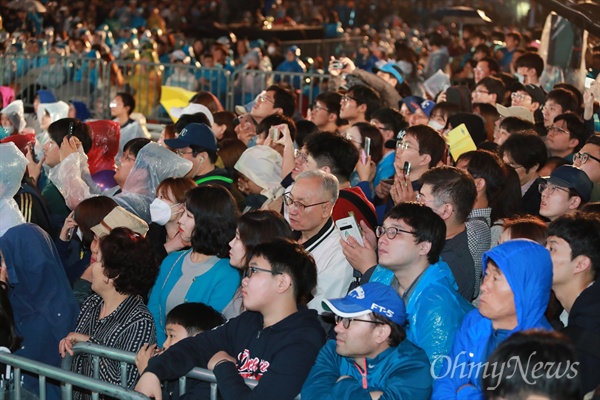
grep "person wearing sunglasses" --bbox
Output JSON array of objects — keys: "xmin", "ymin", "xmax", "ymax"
[
  {"xmin": 573, "ymin": 134, "xmax": 600, "ymax": 202},
  {"xmin": 301, "ymin": 282, "xmax": 432, "ymax": 399},
  {"xmin": 539, "ymin": 165, "xmax": 593, "ymax": 222},
  {"xmin": 136, "ymin": 239, "xmax": 325, "ymax": 400}
]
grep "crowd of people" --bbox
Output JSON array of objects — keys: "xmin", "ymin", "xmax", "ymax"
[{"xmin": 1, "ymin": 1, "xmax": 600, "ymax": 400}]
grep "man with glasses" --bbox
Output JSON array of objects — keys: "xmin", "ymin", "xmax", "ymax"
[
  {"xmin": 471, "ymin": 76, "xmax": 505, "ymax": 105},
  {"xmin": 250, "ymin": 84, "xmax": 296, "ymax": 125},
  {"xmin": 136, "ymin": 239, "xmax": 326, "ymax": 400},
  {"xmin": 165, "ymin": 123, "xmax": 233, "ymax": 189},
  {"xmin": 370, "ymin": 108, "xmax": 408, "ymax": 189},
  {"xmin": 363, "ymin": 203, "xmax": 473, "ymax": 372},
  {"xmin": 510, "ymin": 83, "xmax": 546, "ymax": 114},
  {"xmin": 285, "ymin": 170, "xmax": 353, "ymax": 313},
  {"xmin": 473, "ymin": 57, "xmax": 500, "ymax": 85},
  {"xmin": 301, "ymin": 282, "xmax": 432, "ymax": 399},
  {"xmin": 309, "ymin": 91, "xmax": 346, "ymax": 133},
  {"xmin": 539, "ymin": 165, "xmax": 593, "ymax": 221},
  {"xmin": 546, "ymin": 112, "xmax": 589, "ymax": 162},
  {"xmin": 574, "ymin": 134, "xmax": 600, "ymax": 201},
  {"xmin": 339, "ymin": 85, "xmax": 381, "ymax": 129}
]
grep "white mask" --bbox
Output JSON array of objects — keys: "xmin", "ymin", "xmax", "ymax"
[
  {"xmin": 514, "ymin": 73, "xmax": 525, "ymax": 84},
  {"xmin": 2, "ymin": 125, "xmax": 14, "ymax": 135},
  {"xmin": 150, "ymin": 198, "xmax": 181, "ymax": 226},
  {"xmin": 428, "ymin": 119, "xmax": 445, "ymax": 132},
  {"xmin": 267, "ymin": 46, "xmax": 276, "ymax": 55}
]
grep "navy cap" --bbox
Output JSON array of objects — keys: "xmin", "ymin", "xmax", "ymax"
[
  {"xmin": 374, "ymin": 62, "xmax": 404, "ymax": 84},
  {"xmin": 544, "ymin": 165, "xmax": 593, "ymax": 203},
  {"xmin": 165, "ymin": 123, "xmax": 218, "ymax": 152},
  {"xmin": 511, "ymin": 83, "xmax": 546, "ymax": 105},
  {"xmin": 323, "ymin": 282, "xmax": 407, "ymax": 326}
]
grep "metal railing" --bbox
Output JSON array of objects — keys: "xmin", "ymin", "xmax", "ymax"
[
  {"xmin": 280, "ymin": 36, "xmax": 365, "ymax": 60},
  {"xmin": 0, "ymin": 351, "xmax": 149, "ymax": 400}
]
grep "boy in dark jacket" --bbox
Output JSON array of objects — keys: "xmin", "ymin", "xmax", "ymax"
[{"xmin": 135, "ymin": 238, "xmax": 325, "ymax": 400}]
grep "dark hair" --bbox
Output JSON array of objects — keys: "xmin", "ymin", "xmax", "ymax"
[
  {"xmin": 405, "ymin": 125, "xmax": 447, "ymax": 168},
  {"xmin": 457, "ymin": 150, "xmax": 504, "ymax": 207},
  {"xmin": 315, "ymin": 91, "xmax": 343, "ymax": 124},
  {"xmin": 515, "ymin": 52, "xmax": 544, "ymax": 78},
  {"xmin": 123, "ymin": 137, "xmax": 151, "ymax": 157},
  {"xmin": 156, "ymin": 177, "xmax": 197, "ymax": 203},
  {"xmin": 266, "ymin": 84, "xmax": 296, "ymax": 117},
  {"xmin": 174, "ymin": 113, "xmax": 211, "ymax": 134},
  {"xmin": 546, "ymin": 88, "xmax": 579, "ymax": 114},
  {"xmin": 351, "ymin": 122, "xmax": 384, "ymax": 164},
  {"xmin": 217, "ymin": 138, "xmax": 247, "ymax": 170},
  {"xmin": 191, "ymin": 144, "xmax": 218, "ymax": 164},
  {"xmin": 499, "ymin": 132, "xmax": 547, "ymax": 173},
  {"xmin": 213, "ymin": 111, "xmax": 237, "ymax": 142},
  {"xmin": 73, "ymin": 196, "xmax": 119, "ymax": 248},
  {"xmin": 256, "ymin": 113, "xmax": 297, "ymax": 142},
  {"xmin": 346, "ymin": 85, "xmax": 381, "ymax": 120},
  {"xmin": 553, "ymin": 83, "xmax": 583, "ymax": 109},
  {"xmin": 370, "ymin": 312, "xmax": 406, "ymax": 347},
  {"xmin": 294, "ymin": 120, "xmax": 319, "ymax": 148},
  {"xmin": 483, "ymin": 330, "xmax": 580, "ymax": 400},
  {"xmin": 166, "ymin": 302, "xmax": 225, "ymax": 335},
  {"xmin": 48, "ymin": 118, "xmax": 93, "ymax": 154},
  {"xmin": 190, "ymin": 91, "xmax": 224, "ymax": 114},
  {"xmin": 478, "ymin": 57, "xmax": 500, "ymax": 75},
  {"xmin": 499, "ymin": 116, "xmax": 535, "ymax": 134},
  {"xmin": 237, "ymin": 210, "xmax": 294, "ymax": 266},
  {"xmin": 0, "ymin": 282, "xmax": 21, "ymax": 351},
  {"xmin": 581, "ymin": 201, "xmax": 600, "ymax": 216},
  {"xmin": 476, "ymin": 76, "xmax": 506, "ymax": 104},
  {"xmin": 506, "ymin": 32, "xmax": 522, "ymax": 44},
  {"xmin": 421, "ymin": 166, "xmax": 477, "ymax": 223},
  {"xmin": 305, "ymin": 131, "xmax": 359, "ymax": 182},
  {"xmin": 502, "ymin": 215, "xmax": 548, "ymax": 245},
  {"xmin": 429, "ymin": 32, "xmax": 445, "ymax": 48},
  {"xmin": 99, "ymin": 227, "xmax": 159, "ymax": 296},
  {"xmin": 370, "ymin": 107, "xmax": 408, "ymax": 134},
  {"xmin": 586, "ymin": 133, "xmax": 600, "ymax": 147},
  {"xmin": 430, "ymin": 102, "xmax": 460, "ymax": 122},
  {"xmin": 116, "ymin": 92, "xmax": 135, "ymax": 115},
  {"xmin": 548, "ymin": 211, "xmax": 600, "ymax": 278},
  {"xmin": 383, "ymin": 202, "xmax": 447, "ymax": 264},
  {"xmin": 246, "ymin": 238, "xmax": 318, "ymax": 306},
  {"xmin": 553, "ymin": 112, "xmax": 589, "ymax": 152},
  {"xmin": 473, "ymin": 44, "xmax": 492, "ymax": 58},
  {"xmin": 185, "ymin": 185, "xmax": 238, "ymax": 258},
  {"xmin": 472, "ymin": 102, "xmax": 500, "ymax": 141}
]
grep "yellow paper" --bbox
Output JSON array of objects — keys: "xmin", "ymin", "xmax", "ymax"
[
  {"xmin": 446, "ymin": 123, "xmax": 476, "ymax": 161},
  {"xmin": 159, "ymin": 86, "xmax": 197, "ymax": 123}
]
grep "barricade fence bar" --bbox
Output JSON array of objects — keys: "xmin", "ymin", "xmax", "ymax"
[{"xmin": 280, "ymin": 36, "xmax": 366, "ymax": 60}]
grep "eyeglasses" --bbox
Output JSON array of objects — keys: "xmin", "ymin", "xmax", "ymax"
[
  {"xmin": 243, "ymin": 266, "xmax": 282, "ymax": 279},
  {"xmin": 312, "ymin": 104, "xmax": 331, "ymax": 113},
  {"xmin": 396, "ymin": 141, "xmax": 419, "ymax": 152},
  {"xmin": 256, "ymin": 92, "xmax": 274, "ymax": 105},
  {"xmin": 283, "ymin": 193, "xmax": 331, "ymax": 212},
  {"xmin": 472, "ymin": 89, "xmax": 490, "ymax": 95},
  {"xmin": 375, "ymin": 226, "xmax": 415, "ymax": 240},
  {"xmin": 176, "ymin": 149, "xmax": 194, "ymax": 156},
  {"xmin": 547, "ymin": 125, "xmax": 569, "ymax": 135},
  {"xmin": 294, "ymin": 149, "xmax": 308, "ymax": 164},
  {"xmin": 334, "ymin": 315, "xmax": 384, "ymax": 329},
  {"xmin": 109, "ymin": 100, "xmax": 120, "ymax": 108},
  {"xmin": 511, "ymin": 92, "xmax": 530, "ymax": 102},
  {"xmin": 341, "ymin": 95, "xmax": 359, "ymax": 104},
  {"xmin": 574, "ymin": 151, "xmax": 600, "ymax": 165},
  {"xmin": 538, "ymin": 182, "xmax": 570, "ymax": 195}
]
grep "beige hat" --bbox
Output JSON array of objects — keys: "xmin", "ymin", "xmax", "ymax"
[
  {"xmin": 496, "ymin": 104, "xmax": 534, "ymax": 124},
  {"xmin": 91, "ymin": 206, "xmax": 149, "ymax": 238}
]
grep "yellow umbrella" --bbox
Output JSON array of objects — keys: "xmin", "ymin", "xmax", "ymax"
[{"xmin": 160, "ymin": 86, "xmax": 197, "ymax": 123}]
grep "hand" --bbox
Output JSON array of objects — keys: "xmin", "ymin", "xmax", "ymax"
[
  {"xmin": 135, "ymin": 372, "xmax": 162, "ymax": 400},
  {"xmin": 164, "ymin": 231, "xmax": 187, "ymax": 254},
  {"xmin": 59, "ymin": 332, "xmax": 90, "ymax": 357},
  {"xmin": 583, "ymin": 89, "xmax": 595, "ymax": 121},
  {"xmin": 234, "ymin": 114, "xmax": 256, "ymax": 146},
  {"xmin": 274, "ymin": 123, "xmax": 293, "ymax": 148},
  {"xmin": 328, "ymin": 56, "xmax": 341, "ymax": 77},
  {"xmin": 340, "ymin": 221, "xmax": 378, "ymax": 274},
  {"xmin": 59, "ymin": 136, "xmax": 80, "ymax": 162},
  {"xmin": 390, "ymin": 172, "xmax": 416, "ymax": 205},
  {"xmin": 374, "ymin": 179, "xmax": 392, "ymax": 200},
  {"xmin": 59, "ymin": 211, "xmax": 78, "ymax": 242},
  {"xmin": 437, "ymin": 90, "xmax": 447, "ymax": 103},
  {"xmin": 135, "ymin": 343, "xmax": 160, "ymax": 374},
  {"xmin": 338, "ymin": 57, "xmax": 356, "ymax": 74},
  {"xmin": 207, "ymin": 351, "xmax": 236, "ymax": 370},
  {"xmin": 25, "ymin": 144, "xmax": 45, "ymax": 184},
  {"xmin": 355, "ymin": 154, "xmax": 374, "ymax": 182}
]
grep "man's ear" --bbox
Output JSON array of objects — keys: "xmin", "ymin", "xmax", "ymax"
[
  {"xmin": 357, "ymin": 103, "xmax": 367, "ymax": 115},
  {"xmin": 320, "ymin": 166, "xmax": 332, "ymax": 174},
  {"xmin": 474, "ymin": 177, "xmax": 486, "ymax": 194},
  {"xmin": 568, "ymin": 195, "xmax": 582, "ymax": 210},
  {"xmin": 568, "ymin": 138, "xmax": 579, "ymax": 151},
  {"xmin": 418, "ymin": 241, "xmax": 432, "ymax": 257},
  {"xmin": 418, "ymin": 153, "xmax": 431, "ymax": 168},
  {"xmin": 573, "ymin": 255, "xmax": 592, "ymax": 276},
  {"xmin": 274, "ymin": 107, "xmax": 283, "ymax": 116},
  {"xmin": 276, "ymin": 273, "xmax": 293, "ymax": 294},
  {"xmin": 374, "ymin": 322, "xmax": 392, "ymax": 345}
]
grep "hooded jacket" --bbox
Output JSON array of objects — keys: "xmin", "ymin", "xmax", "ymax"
[
  {"xmin": 432, "ymin": 239, "xmax": 553, "ymax": 399},
  {"xmin": 370, "ymin": 260, "xmax": 474, "ymax": 374},
  {"xmin": 145, "ymin": 309, "xmax": 326, "ymax": 400}
]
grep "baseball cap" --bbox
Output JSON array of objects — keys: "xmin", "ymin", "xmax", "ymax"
[
  {"xmin": 90, "ymin": 206, "xmax": 149, "ymax": 238},
  {"xmin": 402, "ymin": 96, "xmax": 435, "ymax": 117},
  {"xmin": 544, "ymin": 165, "xmax": 593, "ymax": 203},
  {"xmin": 170, "ymin": 103, "xmax": 214, "ymax": 125},
  {"xmin": 323, "ymin": 282, "xmax": 407, "ymax": 326},
  {"xmin": 164, "ymin": 123, "xmax": 218, "ymax": 151},
  {"xmin": 511, "ymin": 83, "xmax": 546, "ymax": 105},
  {"xmin": 373, "ymin": 62, "xmax": 404, "ymax": 84},
  {"xmin": 496, "ymin": 104, "xmax": 535, "ymax": 123}
]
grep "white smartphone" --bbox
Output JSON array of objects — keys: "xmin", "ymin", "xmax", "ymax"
[
  {"xmin": 364, "ymin": 136, "xmax": 371, "ymax": 156},
  {"xmin": 585, "ymin": 77, "xmax": 594, "ymax": 89},
  {"xmin": 335, "ymin": 215, "xmax": 364, "ymax": 246},
  {"xmin": 269, "ymin": 126, "xmax": 279, "ymax": 141}
]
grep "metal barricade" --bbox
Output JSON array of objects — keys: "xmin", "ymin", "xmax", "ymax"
[
  {"xmin": 280, "ymin": 36, "xmax": 365, "ymax": 60},
  {"xmin": 0, "ymin": 351, "xmax": 149, "ymax": 400}
]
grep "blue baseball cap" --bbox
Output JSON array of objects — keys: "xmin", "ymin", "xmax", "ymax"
[
  {"xmin": 403, "ymin": 96, "xmax": 435, "ymax": 117},
  {"xmin": 374, "ymin": 62, "xmax": 404, "ymax": 84},
  {"xmin": 544, "ymin": 165, "xmax": 593, "ymax": 203},
  {"xmin": 323, "ymin": 282, "xmax": 407, "ymax": 326},
  {"xmin": 164, "ymin": 123, "xmax": 218, "ymax": 152}
]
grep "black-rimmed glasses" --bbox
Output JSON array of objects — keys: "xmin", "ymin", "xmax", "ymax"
[
  {"xmin": 334, "ymin": 315, "xmax": 384, "ymax": 329},
  {"xmin": 283, "ymin": 193, "xmax": 331, "ymax": 212},
  {"xmin": 375, "ymin": 226, "xmax": 416, "ymax": 240},
  {"xmin": 243, "ymin": 266, "xmax": 282, "ymax": 279}
]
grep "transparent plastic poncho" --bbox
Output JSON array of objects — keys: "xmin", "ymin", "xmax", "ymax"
[{"xmin": 0, "ymin": 142, "xmax": 27, "ymax": 236}]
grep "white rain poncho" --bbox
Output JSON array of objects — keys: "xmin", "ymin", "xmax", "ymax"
[
  {"xmin": 35, "ymin": 101, "xmax": 70, "ymax": 153},
  {"xmin": 50, "ymin": 142, "xmax": 192, "ymax": 223},
  {"xmin": 0, "ymin": 142, "xmax": 27, "ymax": 236},
  {"xmin": 234, "ymin": 145, "xmax": 285, "ymax": 204},
  {"xmin": 1, "ymin": 99, "xmax": 27, "ymax": 134}
]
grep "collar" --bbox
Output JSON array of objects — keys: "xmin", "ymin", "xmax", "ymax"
[{"xmin": 295, "ymin": 218, "xmax": 335, "ymax": 251}]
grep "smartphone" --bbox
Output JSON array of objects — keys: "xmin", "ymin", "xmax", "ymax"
[
  {"xmin": 67, "ymin": 121, "xmax": 74, "ymax": 139},
  {"xmin": 382, "ymin": 178, "xmax": 395, "ymax": 185},
  {"xmin": 403, "ymin": 161, "xmax": 411, "ymax": 177},
  {"xmin": 66, "ymin": 226, "xmax": 75, "ymax": 241},
  {"xmin": 364, "ymin": 137, "xmax": 371, "ymax": 156},
  {"xmin": 269, "ymin": 126, "xmax": 279, "ymax": 141},
  {"xmin": 335, "ymin": 215, "xmax": 364, "ymax": 246},
  {"xmin": 585, "ymin": 77, "xmax": 594, "ymax": 89}
]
